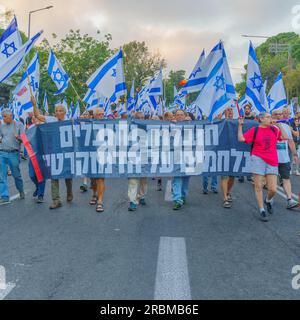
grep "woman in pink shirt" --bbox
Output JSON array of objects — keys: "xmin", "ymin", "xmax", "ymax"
[{"xmin": 238, "ymin": 112, "xmax": 287, "ymax": 222}]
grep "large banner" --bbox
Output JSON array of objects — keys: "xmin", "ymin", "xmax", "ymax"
[{"xmin": 24, "ymin": 119, "xmax": 257, "ymax": 180}]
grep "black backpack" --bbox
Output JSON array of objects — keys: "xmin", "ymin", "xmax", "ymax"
[{"xmin": 251, "ymin": 126, "xmax": 277, "ymax": 154}]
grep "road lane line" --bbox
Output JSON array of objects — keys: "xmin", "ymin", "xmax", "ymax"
[
  {"xmin": 9, "ymin": 191, "xmax": 27, "ymax": 202},
  {"xmin": 154, "ymin": 237, "xmax": 191, "ymax": 300},
  {"xmin": 277, "ymin": 186, "xmax": 298, "ymax": 201},
  {"xmin": 164, "ymin": 179, "xmax": 172, "ymax": 202}
]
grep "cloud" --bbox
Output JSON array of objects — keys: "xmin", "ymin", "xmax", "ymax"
[{"xmin": 2, "ymin": 0, "xmax": 298, "ymax": 83}]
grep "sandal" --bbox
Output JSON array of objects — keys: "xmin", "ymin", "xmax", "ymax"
[
  {"xmin": 89, "ymin": 196, "xmax": 97, "ymax": 205},
  {"xmin": 223, "ymin": 200, "xmax": 231, "ymax": 209},
  {"xmin": 96, "ymin": 202, "xmax": 104, "ymax": 213}
]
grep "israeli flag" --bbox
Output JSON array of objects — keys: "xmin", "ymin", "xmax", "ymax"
[
  {"xmin": 174, "ymin": 90, "xmax": 186, "ymax": 110},
  {"xmin": 290, "ymin": 101, "xmax": 296, "ymax": 119},
  {"xmin": 43, "ymin": 92, "xmax": 49, "ymax": 113},
  {"xmin": 118, "ymin": 102, "xmax": 127, "ymax": 116},
  {"xmin": 87, "ymin": 48, "xmax": 126, "ymax": 100},
  {"xmin": 246, "ymin": 42, "xmax": 268, "ymax": 114},
  {"xmin": 47, "ymin": 49, "xmax": 70, "ymax": 95},
  {"xmin": 182, "ymin": 50, "xmax": 206, "ymax": 94},
  {"xmin": 148, "ymin": 69, "xmax": 163, "ymax": 96},
  {"xmin": 0, "ymin": 16, "xmax": 22, "ymax": 62},
  {"xmin": 194, "ymin": 41, "xmax": 236, "ymax": 121},
  {"xmin": 13, "ymin": 53, "xmax": 40, "ymax": 115},
  {"xmin": 0, "ymin": 30, "xmax": 42, "ymax": 83},
  {"xmin": 267, "ymin": 73, "xmax": 287, "ymax": 112},
  {"xmin": 71, "ymin": 101, "xmax": 80, "ymax": 119},
  {"xmin": 127, "ymin": 80, "xmax": 135, "ymax": 112}
]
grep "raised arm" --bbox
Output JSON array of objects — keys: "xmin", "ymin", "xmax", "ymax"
[
  {"xmin": 238, "ymin": 117, "xmax": 246, "ymax": 142},
  {"xmin": 31, "ymin": 96, "xmax": 46, "ymax": 123}
]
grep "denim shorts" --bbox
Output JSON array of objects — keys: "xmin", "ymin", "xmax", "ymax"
[{"xmin": 251, "ymin": 155, "xmax": 278, "ymax": 176}]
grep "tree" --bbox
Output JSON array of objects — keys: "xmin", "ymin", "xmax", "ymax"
[
  {"xmin": 164, "ymin": 70, "xmax": 186, "ymax": 106},
  {"xmin": 36, "ymin": 29, "xmax": 113, "ymax": 111},
  {"xmin": 123, "ymin": 41, "xmax": 166, "ymax": 91}
]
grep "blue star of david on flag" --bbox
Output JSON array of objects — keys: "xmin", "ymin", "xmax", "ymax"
[
  {"xmin": 191, "ymin": 66, "xmax": 202, "ymax": 78},
  {"xmin": 250, "ymin": 72, "xmax": 264, "ymax": 93},
  {"xmin": 111, "ymin": 68, "xmax": 117, "ymax": 77},
  {"xmin": 53, "ymin": 68, "xmax": 65, "ymax": 85},
  {"xmin": 47, "ymin": 49, "xmax": 70, "ymax": 95},
  {"xmin": 267, "ymin": 96, "xmax": 274, "ymax": 108},
  {"xmin": 1, "ymin": 41, "xmax": 18, "ymax": 58},
  {"xmin": 213, "ymin": 74, "xmax": 226, "ymax": 91}
]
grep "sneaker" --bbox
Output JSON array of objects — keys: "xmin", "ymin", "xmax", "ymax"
[
  {"xmin": 238, "ymin": 177, "xmax": 245, "ymax": 183},
  {"xmin": 294, "ymin": 170, "xmax": 300, "ymax": 176},
  {"xmin": 139, "ymin": 198, "xmax": 146, "ymax": 206},
  {"xmin": 128, "ymin": 202, "xmax": 137, "ymax": 211},
  {"xmin": 287, "ymin": 199, "xmax": 298, "ymax": 210},
  {"xmin": 211, "ymin": 188, "xmax": 218, "ymax": 194},
  {"xmin": 0, "ymin": 198, "xmax": 11, "ymax": 206},
  {"xmin": 203, "ymin": 189, "xmax": 209, "ymax": 195},
  {"xmin": 173, "ymin": 202, "xmax": 182, "ymax": 210},
  {"xmin": 260, "ymin": 210, "xmax": 269, "ymax": 222},
  {"xmin": 227, "ymin": 194, "xmax": 233, "ymax": 203},
  {"xmin": 49, "ymin": 201, "xmax": 62, "ymax": 210},
  {"xmin": 19, "ymin": 192, "xmax": 25, "ymax": 199},
  {"xmin": 247, "ymin": 176, "xmax": 253, "ymax": 182},
  {"xmin": 264, "ymin": 198, "xmax": 274, "ymax": 215},
  {"xmin": 80, "ymin": 184, "xmax": 88, "ymax": 192},
  {"xmin": 37, "ymin": 196, "xmax": 44, "ymax": 203},
  {"xmin": 33, "ymin": 189, "xmax": 38, "ymax": 198}
]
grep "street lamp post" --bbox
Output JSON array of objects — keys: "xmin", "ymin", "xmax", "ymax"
[{"xmin": 28, "ymin": 5, "xmax": 53, "ymax": 39}]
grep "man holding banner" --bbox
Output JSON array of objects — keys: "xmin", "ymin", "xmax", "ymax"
[{"xmin": 31, "ymin": 97, "xmax": 73, "ymax": 209}]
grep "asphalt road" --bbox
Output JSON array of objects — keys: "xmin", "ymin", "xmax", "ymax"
[{"xmin": 0, "ymin": 160, "xmax": 300, "ymax": 300}]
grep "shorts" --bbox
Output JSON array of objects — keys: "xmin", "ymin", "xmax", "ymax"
[
  {"xmin": 278, "ymin": 162, "xmax": 291, "ymax": 180},
  {"xmin": 251, "ymin": 156, "xmax": 278, "ymax": 176}
]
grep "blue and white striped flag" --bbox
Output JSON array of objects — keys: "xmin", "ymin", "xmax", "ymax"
[
  {"xmin": 246, "ymin": 42, "xmax": 268, "ymax": 114},
  {"xmin": 148, "ymin": 69, "xmax": 163, "ymax": 96},
  {"xmin": 182, "ymin": 50, "xmax": 206, "ymax": 94},
  {"xmin": 194, "ymin": 41, "xmax": 236, "ymax": 121},
  {"xmin": 267, "ymin": 72, "xmax": 287, "ymax": 112},
  {"xmin": 47, "ymin": 49, "xmax": 70, "ymax": 95},
  {"xmin": 13, "ymin": 53, "xmax": 40, "ymax": 116},
  {"xmin": 71, "ymin": 101, "xmax": 80, "ymax": 119},
  {"xmin": 0, "ymin": 16, "xmax": 22, "ymax": 62},
  {"xmin": 127, "ymin": 80, "xmax": 135, "ymax": 112},
  {"xmin": 87, "ymin": 48, "xmax": 126, "ymax": 101},
  {"xmin": 0, "ymin": 30, "xmax": 42, "ymax": 83},
  {"xmin": 43, "ymin": 92, "xmax": 49, "ymax": 113}
]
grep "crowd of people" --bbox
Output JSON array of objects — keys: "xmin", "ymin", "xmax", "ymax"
[{"xmin": 0, "ymin": 97, "xmax": 300, "ymax": 223}]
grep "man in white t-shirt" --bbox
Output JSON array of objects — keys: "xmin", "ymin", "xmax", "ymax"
[
  {"xmin": 272, "ymin": 110, "xmax": 298, "ymax": 209},
  {"xmin": 32, "ymin": 97, "xmax": 73, "ymax": 210}
]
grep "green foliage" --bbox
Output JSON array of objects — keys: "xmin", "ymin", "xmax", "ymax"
[
  {"xmin": 123, "ymin": 41, "xmax": 166, "ymax": 91},
  {"xmin": 36, "ymin": 29, "xmax": 113, "ymax": 113},
  {"xmin": 235, "ymin": 32, "xmax": 300, "ymax": 100},
  {"xmin": 164, "ymin": 70, "xmax": 186, "ymax": 106}
]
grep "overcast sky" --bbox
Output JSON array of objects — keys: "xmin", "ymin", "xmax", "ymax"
[{"xmin": 1, "ymin": 0, "xmax": 299, "ymax": 83}]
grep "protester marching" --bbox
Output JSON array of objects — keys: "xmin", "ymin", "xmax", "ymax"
[{"xmin": 0, "ymin": 14, "xmax": 300, "ymax": 227}]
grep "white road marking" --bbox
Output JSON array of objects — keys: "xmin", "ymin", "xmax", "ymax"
[
  {"xmin": 277, "ymin": 186, "xmax": 298, "ymax": 202},
  {"xmin": 0, "ymin": 283, "xmax": 16, "ymax": 300},
  {"xmin": 154, "ymin": 237, "xmax": 191, "ymax": 300},
  {"xmin": 164, "ymin": 179, "xmax": 173, "ymax": 202},
  {"xmin": 9, "ymin": 191, "xmax": 27, "ymax": 202}
]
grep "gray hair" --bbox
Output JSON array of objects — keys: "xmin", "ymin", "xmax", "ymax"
[
  {"xmin": 258, "ymin": 112, "xmax": 270, "ymax": 120},
  {"xmin": 1, "ymin": 108, "xmax": 13, "ymax": 117}
]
